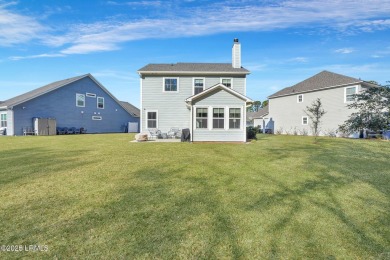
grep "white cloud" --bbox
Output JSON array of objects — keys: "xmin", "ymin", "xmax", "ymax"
[
  {"xmin": 4, "ymin": 0, "xmax": 390, "ymax": 57},
  {"xmin": 289, "ymin": 57, "xmax": 308, "ymax": 63},
  {"xmin": 0, "ymin": 2, "xmax": 47, "ymax": 46},
  {"xmin": 335, "ymin": 48, "xmax": 354, "ymax": 54},
  {"xmin": 107, "ymin": 1, "xmax": 162, "ymax": 7},
  {"xmin": 9, "ymin": 53, "xmax": 65, "ymax": 61}
]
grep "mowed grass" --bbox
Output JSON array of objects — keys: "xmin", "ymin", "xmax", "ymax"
[{"xmin": 0, "ymin": 134, "xmax": 389, "ymax": 259}]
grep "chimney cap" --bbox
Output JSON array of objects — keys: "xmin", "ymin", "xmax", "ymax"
[{"xmin": 234, "ymin": 38, "xmax": 239, "ymax": 43}]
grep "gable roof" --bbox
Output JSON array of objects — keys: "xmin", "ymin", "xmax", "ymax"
[
  {"xmin": 247, "ymin": 105, "xmax": 269, "ymax": 120},
  {"xmin": 1, "ymin": 74, "xmax": 89, "ymax": 108},
  {"xmin": 268, "ymin": 70, "xmax": 370, "ymax": 99},
  {"xmin": 119, "ymin": 101, "xmax": 140, "ymax": 117},
  {"xmin": 138, "ymin": 63, "xmax": 250, "ymax": 75},
  {"xmin": 185, "ymin": 83, "xmax": 253, "ymax": 104},
  {"xmin": 0, "ymin": 74, "xmax": 138, "ymax": 118}
]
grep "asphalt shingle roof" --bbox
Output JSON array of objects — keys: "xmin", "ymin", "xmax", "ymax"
[
  {"xmin": 247, "ymin": 105, "xmax": 269, "ymax": 119},
  {"xmin": 268, "ymin": 71, "xmax": 362, "ymax": 98},
  {"xmin": 1, "ymin": 74, "xmax": 139, "ymax": 119},
  {"xmin": 1, "ymin": 74, "xmax": 88, "ymax": 107},
  {"xmin": 119, "ymin": 101, "xmax": 140, "ymax": 117},
  {"xmin": 138, "ymin": 63, "xmax": 250, "ymax": 74}
]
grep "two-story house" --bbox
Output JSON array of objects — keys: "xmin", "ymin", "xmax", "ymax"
[
  {"xmin": 138, "ymin": 39, "xmax": 253, "ymax": 142},
  {"xmin": 0, "ymin": 74, "xmax": 139, "ymax": 135},
  {"xmin": 267, "ymin": 70, "xmax": 378, "ymax": 136}
]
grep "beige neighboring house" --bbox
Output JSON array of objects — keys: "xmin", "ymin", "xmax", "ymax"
[
  {"xmin": 247, "ymin": 105, "xmax": 273, "ymax": 133},
  {"xmin": 267, "ymin": 70, "xmax": 378, "ymax": 137}
]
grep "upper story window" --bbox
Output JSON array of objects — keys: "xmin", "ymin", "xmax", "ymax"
[
  {"xmin": 345, "ymin": 86, "xmax": 357, "ymax": 102},
  {"xmin": 164, "ymin": 78, "xmax": 178, "ymax": 92},
  {"xmin": 97, "ymin": 97, "xmax": 104, "ymax": 109},
  {"xmin": 213, "ymin": 108, "xmax": 225, "ymax": 129},
  {"xmin": 196, "ymin": 108, "xmax": 208, "ymax": 129},
  {"xmin": 221, "ymin": 78, "xmax": 232, "ymax": 88},
  {"xmin": 0, "ymin": 113, "xmax": 7, "ymax": 127},
  {"xmin": 297, "ymin": 94, "xmax": 303, "ymax": 103},
  {"xmin": 76, "ymin": 93, "xmax": 85, "ymax": 107},
  {"xmin": 302, "ymin": 116, "xmax": 308, "ymax": 125},
  {"xmin": 193, "ymin": 78, "xmax": 204, "ymax": 95},
  {"xmin": 229, "ymin": 108, "xmax": 241, "ymax": 129}
]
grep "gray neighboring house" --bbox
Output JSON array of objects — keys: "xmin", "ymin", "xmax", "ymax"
[
  {"xmin": 268, "ymin": 70, "xmax": 378, "ymax": 136},
  {"xmin": 247, "ymin": 105, "xmax": 273, "ymax": 132},
  {"xmin": 138, "ymin": 39, "xmax": 253, "ymax": 142}
]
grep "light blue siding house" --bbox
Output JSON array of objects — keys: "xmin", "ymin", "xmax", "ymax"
[
  {"xmin": 138, "ymin": 39, "xmax": 253, "ymax": 142},
  {"xmin": 0, "ymin": 74, "xmax": 139, "ymax": 136}
]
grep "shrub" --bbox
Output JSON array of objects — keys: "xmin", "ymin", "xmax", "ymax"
[{"xmin": 246, "ymin": 126, "xmax": 258, "ymax": 140}]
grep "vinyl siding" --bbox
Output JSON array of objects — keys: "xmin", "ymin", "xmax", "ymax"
[
  {"xmin": 192, "ymin": 88, "xmax": 246, "ymax": 142},
  {"xmin": 142, "ymin": 76, "xmax": 191, "ymax": 132},
  {"xmin": 141, "ymin": 75, "xmax": 247, "ymax": 133},
  {"xmin": 3, "ymin": 110, "xmax": 14, "ymax": 136},
  {"xmin": 11, "ymin": 77, "xmax": 138, "ymax": 136},
  {"xmin": 269, "ymin": 84, "xmax": 362, "ymax": 136}
]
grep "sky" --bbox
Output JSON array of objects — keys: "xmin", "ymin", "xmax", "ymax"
[{"xmin": 1, "ymin": 0, "xmax": 390, "ymax": 107}]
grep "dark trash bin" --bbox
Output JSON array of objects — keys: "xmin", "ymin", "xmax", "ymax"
[{"xmin": 181, "ymin": 128, "xmax": 191, "ymax": 142}]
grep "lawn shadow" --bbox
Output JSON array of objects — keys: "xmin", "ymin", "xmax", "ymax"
[{"xmin": 0, "ymin": 147, "xmax": 95, "ymax": 186}]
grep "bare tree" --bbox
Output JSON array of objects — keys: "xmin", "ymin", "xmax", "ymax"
[{"xmin": 305, "ymin": 98, "xmax": 326, "ymax": 141}]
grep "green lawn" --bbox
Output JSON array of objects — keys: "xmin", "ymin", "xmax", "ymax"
[{"xmin": 0, "ymin": 134, "xmax": 389, "ymax": 259}]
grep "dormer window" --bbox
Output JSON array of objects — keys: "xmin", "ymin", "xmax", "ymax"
[{"xmin": 297, "ymin": 94, "xmax": 303, "ymax": 103}]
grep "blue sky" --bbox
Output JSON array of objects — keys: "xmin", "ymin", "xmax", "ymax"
[{"xmin": 1, "ymin": 0, "xmax": 390, "ymax": 107}]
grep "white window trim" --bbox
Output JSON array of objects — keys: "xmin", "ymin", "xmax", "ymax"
[
  {"xmin": 344, "ymin": 86, "xmax": 358, "ymax": 103},
  {"xmin": 193, "ymin": 105, "xmax": 244, "ymax": 131},
  {"xmin": 86, "ymin": 93, "xmax": 96, "ymax": 98},
  {"xmin": 76, "ymin": 93, "xmax": 85, "ymax": 107},
  {"xmin": 0, "ymin": 112, "xmax": 7, "ymax": 128},
  {"xmin": 97, "ymin": 97, "xmax": 104, "ymax": 109},
  {"xmin": 163, "ymin": 77, "xmax": 179, "ymax": 93},
  {"xmin": 92, "ymin": 116, "xmax": 102, "ymax": 120},
  {"xmin": 145, "ymin": 110, "xmax": 158, "ymax": 129},
  {"xmin": 194, "ymin": 106, "xmax": 208, "ymax": 129},
  {"xmin": 192, "ymin": 77, "xmax": 205, "ymax": 95},
  {"xmin": 302, "ymin": 116, "xmax": 308, "ymax": 125},
  {"xmin": 220, "ymin": 78, "xmax": 233, "ymax": 89},
  {"xmin": 212, "ymin": 107, "xmax": 225, "ymax": 130},
  {"xmin": 228, "ymin": 107, "xmax": 243, "ymax": 130},
  {"xmin": 297, "ymin": 94, "xmax": 304, "ymax": 103}
]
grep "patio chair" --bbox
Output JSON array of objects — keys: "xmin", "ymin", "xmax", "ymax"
[
  {"xmin": 80, "ymin": 127, "xmax": 87, "ymax": 134},
  {"xmin": 167, "ymin": 127, "xmax": 181, "ymax": 139},
  {"xmin": 68, "ymin": 127, "xmax": 76, "ymax": 134},
  {"xmin": 148, "ymin": 128, "xmax": 161, "ymax": 139},
  {"xmin": 62, "ymin": 127, "xmax": 69, "ymax": 134},
  {"xmin": 56, "ymin": 127, "xmax": 65, "ymax": 135}
]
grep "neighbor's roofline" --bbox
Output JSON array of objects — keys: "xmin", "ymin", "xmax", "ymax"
[
  {"xmin": 268, "ymin": 81, "xmax": 366, "ymax": 99},
  {"xmin": 2, "ymin": 74, "xmax": 90, "ymax": 107},
  {"xmin": 137, "ymin": 71, "xmax": 250, "ymax": 75},
  {"xmin": 1, "ymin": 74, "xmax": 138, "ymax": 118}
]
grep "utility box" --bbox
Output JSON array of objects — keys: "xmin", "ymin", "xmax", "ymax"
[
  {"xmin": 128, "ymin": 122, "xmax": 139, "ymax": 133},
  {"xmin": 34, "ymin": 118, "xmax": 56, "ymax": 135}
]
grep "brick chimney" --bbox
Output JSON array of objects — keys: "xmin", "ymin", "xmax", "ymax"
[{"xmin": 232, "ymin": 38, "xmax": 241, "ymax": 68}]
